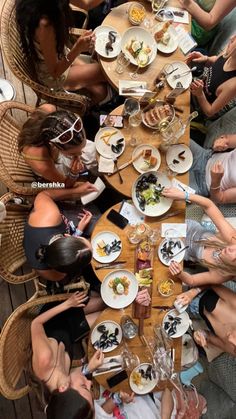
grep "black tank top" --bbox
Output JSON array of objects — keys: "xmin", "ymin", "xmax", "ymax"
[
  {"xmin": 23, "ymin": 220, "xmax": 67, "ymax": 270},
  {"xmin": 204, "ymin": 56, "xmax": 236, "ymax": 103}
]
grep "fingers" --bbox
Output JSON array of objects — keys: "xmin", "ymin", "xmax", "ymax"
[
  {"xmin": 169, "ymin": 260, "xmax": 182, "ymax": 275},
  {"xmin": 136, "ymin": 289, "xmax": 151, "ymax": 306}
]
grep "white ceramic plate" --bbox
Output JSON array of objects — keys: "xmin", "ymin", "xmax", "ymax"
[
  {"xmin": 141, "ymin": 100, "xmax": 175, "ymax": 130},
  {"xmin": 94, "ymin": 26, "xmax": 121, "ymax": 58},
  {"xmin": 101, "ymin": 269, "xmax": 138, "ymax": 309},
  {"xmin": 166, "ymin": 61, "xmax": 192, "ymax": 89},
  {"xmin": 162, "ymin": 309, "xmax": 190, "ymax": 338},
  {"xmin": 0, "ymin": 78, "xmax": 16, "ymax": 102},
  {"xmin": 158, "ymin": 238, "xmax": 185, "ymax": 266},
  {"xmin": 92, "ymin": 231, "xmax": 122, "ymax": 263},
  {"xmin": 95, "ymin": 127, "xmax": 125, "ymax": 159},
  {"xmin": 132, "ymin": 144, "xmax": 161, "ymax": 174},
  {"xmin": 132, "ymin": 171, "xmax": 172, "ymax": 217},
  {"xmin": 91, "ymin": 321, "xmax": 122, "ymax": 353},
  {"xmin": 121, "ymin": 27, "xmax": 156, "ymax": 66},
  {"xmin": 155, "ymin": 26, "xmax": 178, "ymax": 54},
  {"xmin": 166, "ymin": 144, "xmax": 193, "ymax": 174},
  {"xmin": 129, "ymin": 363, "xmax": 158, "ymax": 395}
]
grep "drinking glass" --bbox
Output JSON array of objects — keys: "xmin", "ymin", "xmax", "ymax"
[
  {"xmin": 128, "ymin": 110, "xmax": 142, "ymax": 146},
  {"xmin": 115, "ymin": 52, "xmax": 130, "ymax": 74},
  {"xmin": 149, "ymin": 228, "xmax": 160, "ymax": 245},
  {"xmin": 121, "ymin": 345, "xmax": 140, "ymax": 371},
  {"xmin": 121, "ymin": 315, "xmax": 138, "ymax": 339},
  {"xmin": 123, "ymin": 98, "xmax": 140, "ymax": 117},
  {"xmin": 155, "ymin": 63, "xmax": 174, "ymax": 83},
  {"xmin": 159, "ymin": 117, "xmax": 184, "ymax": 152},
  {"xmin": 130, "ymin": 56, "xmax": 143, "ymax": 80},
  {"xmin": 151, "ymin": 0, "xmax": 166, "ymax": 13}
]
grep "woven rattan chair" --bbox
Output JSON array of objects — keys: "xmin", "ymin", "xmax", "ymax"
[
  {"xmin": 0, "ymin": 293, "xmax": 89, "ymax": 399},
  {"xmin": 0, "ymin": 0, "xmax": 91, "ymax": 116},
  {"xmin": 0, "ymin": 101, "xmax": 41, "ymax": 196}
]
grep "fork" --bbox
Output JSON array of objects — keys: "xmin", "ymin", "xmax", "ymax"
[{"xmin": 172, "ymin": 66, "xmax": 197, "ymax": 80}]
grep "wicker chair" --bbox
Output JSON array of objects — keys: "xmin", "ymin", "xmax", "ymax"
[
  {"xmin": 0, "ymin": 101, "xmax": 41, "ymax": 196},
  {"xmin": 0, "ymin": 0, "xmax": 91, "ymax": 116},
  {"xmin": 0, "ymin": 293, "xmax": 89, "ymax": 399}
]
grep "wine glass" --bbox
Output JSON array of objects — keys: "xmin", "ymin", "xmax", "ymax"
[
  {"xmin": 151, "ymin": 0, "xmax": 166, "ymax": 13},
  {"xmin": 128, "ymin": 110, "xmax": 142, "ymax": 147},
  {"xmin": 130, "ymin": 56, "xmax": 143, "ymax": 80},
  {"xmin": 121, "ymin": 344, "xmax": 140, "ymax": 371},
  {"xmin": 149, "ymin": 228, "xmax": 161, "ymax": 245}
]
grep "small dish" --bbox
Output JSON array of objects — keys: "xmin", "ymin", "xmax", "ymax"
[
  {"xmin": 94, "ymin": 26, "xmax": 121, "ymax": 58},
  {"xmin": 166, "ymin": 61, "xmax": 192, "ymax": 89},
  {"xmin": 166, "ymin": 144, "xmax": 193, "ymax": 174},
  {"xmin": 95, "ymin": 127, "xmax": 125, "ymax": 159},
  {"xmin": 91, "ymin": 321, "xmax": 122, "ymax": 353},
  {"xmin": 158, "ymin": 278, "xmax": 174, "ymax": 297},
  {"xmin": 162, "ymin": 309, "xmax": 190, "ymax": 338},
  {"xmin": 128, "ymin": 2, "xmax": 146, "ymax": 25},
  {"xmin": 101, "ymin": 269, "xmax": 138, "ymax": 309},
  {"xmin": 155, "ymin": 26, "xmax": 178, "ymax": 54},
  {"xmin": 142, "ymin": 100, "xmax": 175, "ymax": 130},
  {"xmin": 132, "ymin": 144, "xmax": 161, "ymax": 173},
  {"xmin": 158, "ymin": 238, "xmax": 185, "ymax": 266},
  {"xmin": 91, "ymin": 231, "xmax": 122, "ymax": 263},
  {"xmin": 130, "ymin": 363, "xmax": 158, "ymax": 394}
]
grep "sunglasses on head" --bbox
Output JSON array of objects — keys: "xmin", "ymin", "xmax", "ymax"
[{"xmin": 50, "ymin": 117, "xmax": 84, "ymax": 145}]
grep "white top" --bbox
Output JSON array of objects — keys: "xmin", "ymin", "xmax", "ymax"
[
  {"xmin": 55, "ymin": 139, "xmax": 98, "ymax": 176},
  {"xmin": 205, "ymin": 149, "xmax": 236, "ymax": 191},
  {"xmin": 94, "ymin": 392, "xmax": 177, "ymax": 419}
]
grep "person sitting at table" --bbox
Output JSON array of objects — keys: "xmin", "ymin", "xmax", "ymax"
[
  {"xmin": 178, "ymin": 0, "xmax": 236, "ymax": 47},
  {"xmin": 18, "ymin": 106, "xmax": 98, "ymax": 189},
  {"xmin": 162, "ymin": 187, "xmax": 236, "ymax": 286},
  {"xmin": 186, "ymin": 35, "xmax": 236, "ymax": 118},
  {"xmin": 189, "ymin": 134, "xmax": 236, "ymax": 203},
  {"xmin": 175, "ymin": 284, "xmax": 236, "ymax": 356},
  {"xmin": 15, "ymin": 0, "xmax": 110, "ymax": 104}
]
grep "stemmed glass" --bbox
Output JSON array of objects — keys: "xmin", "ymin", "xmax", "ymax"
[
  {"xmin": 128, "ymin": 110, "xmax": 142, "ymax": 147},
  {"xmin": 130, "ymin": 56, "xmax": 143, "ymax": 80},
  {"xmin": 121, "ymin": 342, "xmax": 140, "ymax": 371}
]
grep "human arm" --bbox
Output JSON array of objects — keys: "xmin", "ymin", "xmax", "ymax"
[
  {"xmin": 185, "ymin": 51, "xmax": 218, "ymax": 66},
  {"xmin": 76, "ymin": 209, "xmax": 93, "ymax": 233},
  {"xmin": 168, "ymin": 261, "xmax": 227, "ymax": 286},
  {"xmin": 161, "ymin": 388, "xmax": 174, "ymax": 419},
  {"xmin": 213, "ymin": 134, "xmax": 236, "ymax": 151},
  {"xmin": 101, "ymin": 392, "xmax": 135, "ymax": 414},
  {"xmin": 191, "ymin": 77, "xmax": 236, "ymax": 118},
  {"xmin": 178, "ymin": 0, "xmax": 236, "ymax": 30},
  {"xmin": 162, "ymin": 187, "xmax": 236, "ymax": 241},
  {"xmin": 35, "ymin": 20, "xmax": 95, "ymax": 78},
  {"xmin": 70, "ymin": 0, "xmax": 104, "ymax": 11},
  {"xmin": 194, "ymin": 330, "xmax": 236, "ymax": 357},
  {"xmin": 209, "ymin": 161, "xmax": 236, "ymax": 204}
]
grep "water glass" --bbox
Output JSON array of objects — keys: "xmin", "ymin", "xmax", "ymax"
[
  {"xmin": 121, "ymin": 346, "xmax": 140, "ymax": 371},
  {"xmin": 123, "ymin": 98, "xmax": 140, "ymax": 117},
  {"xmin": 152, "ymin": 0, "xmax": 166, "ymax": 13},
  {"xmin": 155, "ymin": 63, "xmax": 175, "ymax": 83},
  {"xmin": 149, "ymin": 228, "xmax": 160, "ymax": 245},
  {"xmin": 129, "ymin": 110, "xmax": 142, "ymax": 128},
  {"xmin": 115, "ymin": 52, "xmax": 130, "ymax": 74},
  {"xmin": 121, "ymin": 315, "xmax": 138, "ymax": 339}
]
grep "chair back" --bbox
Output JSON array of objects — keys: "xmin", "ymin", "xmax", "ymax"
[
  {"xmin": 0, "ymin": 192, "xmax": 39, "ymax": 284},
  {"xmin": 0, "ymin": 101, "xmax": 39, "ymax": 195},
  {"xmin": 0, "ymin": 294, "xmax": 71, "ymax": 399},
  {"xmin": 0, "ymin": 0, "xmax": 91, "ymax": 115}
]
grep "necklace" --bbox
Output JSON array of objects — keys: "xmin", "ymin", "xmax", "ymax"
[{"xmin": 212, "ymin": 249, "xmax": 222, "ymax": 263}]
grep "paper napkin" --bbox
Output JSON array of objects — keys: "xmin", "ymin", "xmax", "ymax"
[
  {"xmin": 161, "ymin": 223, "xmax": 187, "ymax": 238},
  {"xmin": 98, "ymin": 156, "xmax": 115, "ymax": 174},
  {"xmin": 81, "ymin": 177, "xmax": 106, "ymax": 205},
  {"xmin": 172, "ymin": 178, "xmax": 196, "ymax": 194}
]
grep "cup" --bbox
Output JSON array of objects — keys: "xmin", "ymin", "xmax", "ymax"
[
  {"xmin": 121, "ymin": 315, "xmax": 138, "ymax": 339},
  {"xmin": 174, "ymin": 299, "xmax": 188, "ymax": 313},
  {"xmin": 152, "ymin": 0, "xmax": 166, "ymax": 13},
  {"xmin": 155, "ymin": 63, "xmax": 174, "ymax": 83},
  {"xmin": 123, "ymin": 98, "xmax": 140, "ymax": 117},
  {"xmin": 115, "ymin": 52, "xmax": 130, "ymax": 74}
]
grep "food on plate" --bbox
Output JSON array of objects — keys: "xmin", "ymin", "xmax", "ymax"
[
  {"xmin": 135, "ymin": 173, "xmax": 164, "ymax": 212},
  {"xmin": 143, "ymin": 104, "xmax": 173, "ymax": 128},
  {"xmin": 109, "ymin": 275, "xmax": 130, "ymax": 296},
  {"xmin": 93, "ymin": 324, "xmax": 120, "ymax": 350},
  {"xmin": 128, "ymin": 4, "xmax": 146, "ymax": 25},
  {"xmin": 100, "ymin": 130, "xmax": 117, "ymax": 144},
  {"xmin": 136, "ymin": 239, "xmax": 153, "ymax": 272},
  {"xmin": 111, "ymin": 138, "xmax": 124, "ymax": 154},
  {"xmin": 105, "ymin": 31, "xmax": 117, "ymax": 56},
  {"xmin": 131, "ymin": 365, "xmax": 155, "ymax": 389},
  {"xmin": 160, "ymin": 239, "xmax": 182, "ymax": 262},
  {"xmin": 158, "ymin": 278, "xmax": 174, "ymax": 296},
  {"xmin": 172, "ymin": 150, "xmax": 186, "ymax": 165},
  {"xmin": 126, "ymin": 38, "xmax": 152, "ymax": 66},
  {"xmin": 164, "ymin": 313, "xmax": 182, "ymax": 337},
  {"xmin": 135, "ymin": 268, "xmax": 153, "ymax": 287},
  {"xmin": 96, "ymin": 238, "xmax": 121, "ymax": 257},
  {"xmin": 140, "ymin": 149, "xmax": 157, "ymax": 171},
  {"xmin": 154, "ymin": 21, "xmax": 171, "ymax": 45}
]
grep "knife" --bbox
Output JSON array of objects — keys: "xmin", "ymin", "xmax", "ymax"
[
  {"xmin": 157, "ymin": 210, "xmax": 183, "ymax": 221},
  {"xmin": 95, "ymin": 364, "xmax": 122, "ymax": 373},
  {"xmin": 152, "ymin": 305, "xmax": 174, "ymax": 310},
  {"xmin": 121, "ymin": 88, "xmax": 152, "ymax": 94},
  {"xmin": 108, "ymin": 150, "xmax": 143, "ymax": 176},
  {"xmin": 95, "ymin": 263, "xmax": 126, "ymax": 270},
  {"xmin": 169, "ymin": 245, "xmax": 189, "ymax": 260}
]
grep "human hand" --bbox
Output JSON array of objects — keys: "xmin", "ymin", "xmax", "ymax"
[
  {"xmin": 185, "ymin": 51, "xmax": 207, "ymax": 65},
  {"xmin": 210, "ymin": 161, "xmax": 224, "ymax": 187},
  {"xmin": 77, "ymin": 209, "xmax": 93, "ymax": 232},
  {"xmin": 135, "ymin": 288, "xmax": 151, "ymax": 306},
  {"xmin": 77, "ymin": 29, "xmax": 95, "ymax": 53},
  {"xmin": 65, "ymin": 291, "xmax": 88, "ymax": 308},
  {"xmin": 119, "ymin": 391, "xmax": 135, "ymax": 404},
  {"xmin": 169, "ymin": 260, "xmax": 183, "ymax": 277},
  {"xmin": 88, "ymin": 349, "xmax": 104, "ymax": 372},
  {"xmin": 194, "ymin": 330, "xmax": 208, "ymax": 347},
  {"xmin": 70, "ymin": 156, "xmax": 85, "ymax": 175},
  {"xmin": 162, "ymin": 187, "xmax": 185, "ymax": 201},
  {"xmin": 175, "ymin": 289, "xmax": 195, "ymax": 306},
  {"xmin": 190, "ymin": 79, "xmax": 204, "ymax": 97},
  {"xmin": 75, "ymin": 181, "xmax": 98, "ymax": 196},
  {"xmin": 213, "ymin": 135, "xmax": 229, "ymax": 152}
]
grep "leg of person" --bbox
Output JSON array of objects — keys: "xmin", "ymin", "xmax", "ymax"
[
  {"xmin": 189, "ymin": 139, "xmax": 213, "ymax": 196},
  {"xmin": 84, "ymin": 290, "xmax": 106, "ymax": 314}
]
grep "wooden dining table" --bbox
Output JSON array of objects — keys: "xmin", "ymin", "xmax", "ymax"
[{"xmin": 88, "ymin": 202, "xmax": 185, "ymax": 393}]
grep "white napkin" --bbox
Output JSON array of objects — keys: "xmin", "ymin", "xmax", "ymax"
[
  {"xmin": 98, "ymin": 156, "xmax": 114, "ymax": 174},
  {"xmin": 92, "ymin": 355, "xmax": 122, "ymax": 377},
  {"xmin": 172, "ymin": 178, "xmax": 195, "ymax": 194},
  {"xmin": 81, "ymin": 177, "xmax": 106, "ymax": 205},
  {"xmin": 120, "ymin": 201, "xmax": 144, "ymax": 224},
  {"xmin": 167, "ymin": 7, "xmax": 189, "ymax": 24},
  {"xmin": 119, "ymin": 80, "xmax": 148, "ymax": 97},
  {"xmin": 161, "ymin": 223, "xmax": 187, "ymax": 238}
]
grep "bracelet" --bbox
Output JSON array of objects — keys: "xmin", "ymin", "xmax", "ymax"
[
  {"xmin": 111, "ymin": 392, "xmax": 123, "ymax": 407},
  {"xmin": 185, "ymin": 191, "xmax": 191, "ymax": 203},
  {"xmin": 210, "ymin": 185, "xmax": 221, "ymax": 190},
  {"xmin": 73, "ymin": 228, "xmax": 83, "ymax": 237},
  {"xmin": 81, "ymin": 364, "xmax": 92, "ymax": 380}
]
